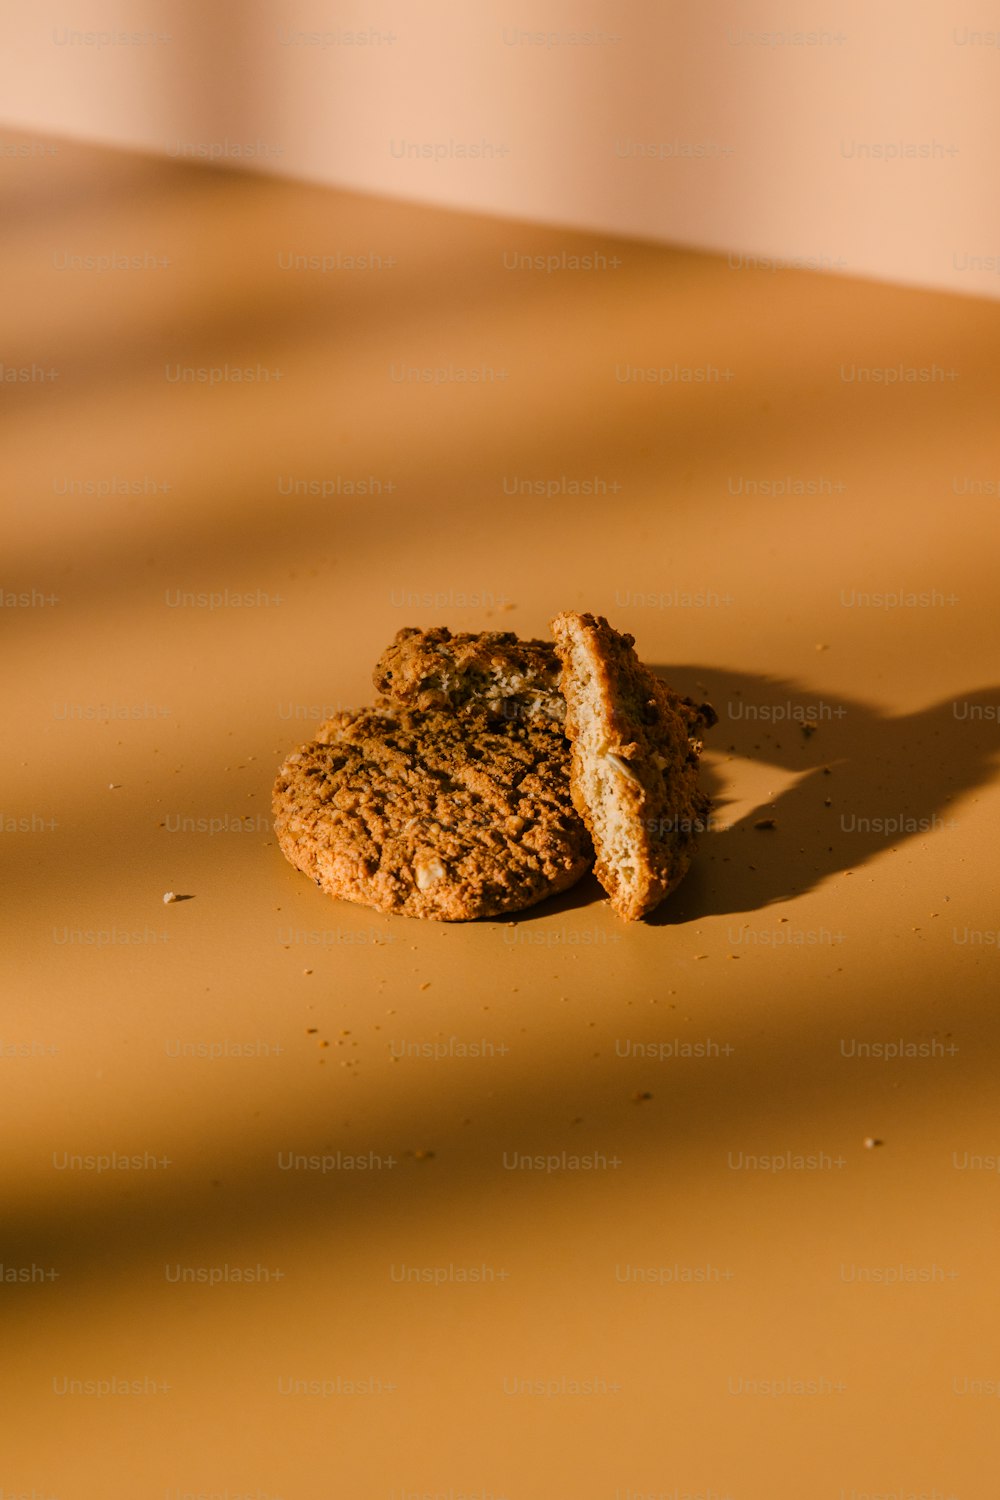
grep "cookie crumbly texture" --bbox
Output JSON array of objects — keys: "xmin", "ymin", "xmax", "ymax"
[
  {"xmin": 373, "ymin": 627, "xmax": 565, "ymax": 723},
  {"xmin": 550, "ymin": 612, "xmax": 715, "ymax": 921},
  {"xmin": 272, "ymin": 707, "xmax": 592, "ymax": 921}
]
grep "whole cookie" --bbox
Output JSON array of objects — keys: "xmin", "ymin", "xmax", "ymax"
[
  {"xmin": 373, "ymin": 626, "xmax": 564, "ymax": 723},
  {"xmin": 550, "ymin": 611, "xmax": 715, "ymax": 921},
  {"xmin": 272, "ymin": 707, "xmax": 592, "ymax": 921}
]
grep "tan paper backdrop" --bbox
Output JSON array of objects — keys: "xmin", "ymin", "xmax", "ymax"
[{"xmin": 2, "ymin": 0, "xmax": 1000, "ymax": 297}]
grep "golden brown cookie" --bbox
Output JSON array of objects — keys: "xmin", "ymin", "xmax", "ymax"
[
  {"xmin": 550, "ymin": 612, "xmax": 714, "ymax": 921},
  {"xmin": 272, "ymin": 707, "xmax": 591, "ymax": 921},
  {"xmin": 373, "ymin": 627, "xmax": 564, "ymax": 723}
]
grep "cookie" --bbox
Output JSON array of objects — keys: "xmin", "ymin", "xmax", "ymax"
[
  {"xmin": 373, "ymin": 627, "xmax": 564, "ymax": 723},
  {"xmin": 272, "ymin": 707, "xmax": 592, "ymax": 921},
  {"xmin": 550, "ymin": 612, "xmax": 714, "ymax": 921}
]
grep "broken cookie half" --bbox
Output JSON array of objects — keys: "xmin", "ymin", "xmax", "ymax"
[{"xmin": 550, "ymin": 611, "xmax": 715, "ymax": 921}]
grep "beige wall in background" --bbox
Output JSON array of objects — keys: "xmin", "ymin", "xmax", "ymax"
[{"xmin": 2, "ymin": 0, "xmax": 1000, "ymax": 298}]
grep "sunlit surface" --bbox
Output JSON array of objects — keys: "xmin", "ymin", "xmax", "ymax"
[{"xmin": 3, "ymin": 129, "xmax": 1000, "ymax": 1499}]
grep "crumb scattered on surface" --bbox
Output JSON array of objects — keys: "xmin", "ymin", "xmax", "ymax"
[
  {"xmin": 863, "ymin": 1137, "xmax": 883, "ymax": 1149},
  {"xmin": 753, "ymin": 818, "xmax": 777, "ymax": 830}
]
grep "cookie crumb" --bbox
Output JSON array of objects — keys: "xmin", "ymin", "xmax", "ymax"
[
  {"xmin": 863, "ymin": 1137, "xmax": 883, "ymax": 1149},
  {"xmin": 753, "ymin": 818, "xmax": 776, "ymax": 830},
  {"xmin": 163, "ymin": 891, "xmax": 177, "ymax": 904}
]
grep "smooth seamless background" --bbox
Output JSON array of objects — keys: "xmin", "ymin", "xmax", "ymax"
[
  {"xmin": 3, "ymin": 127, "xmax": 1000, "ymax": 1495},
  {"xmin": 3, "ymin": 0, "xmax": 1000, "ymax": 297}
]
